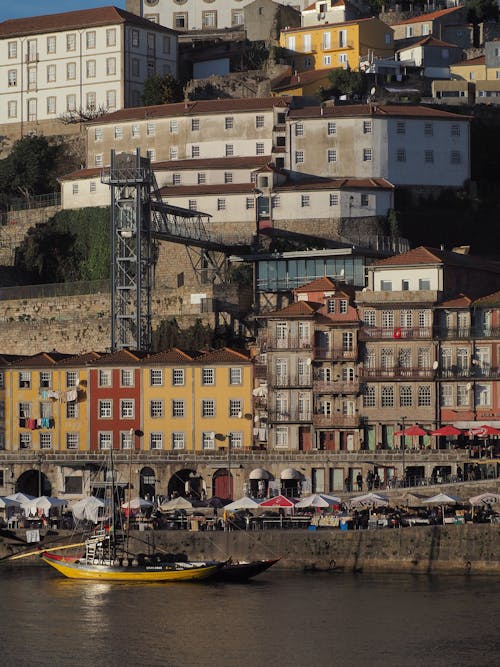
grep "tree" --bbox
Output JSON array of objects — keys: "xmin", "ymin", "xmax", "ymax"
[
  {"xmin": 327, "ymin": 68, "xmax": 366, "ymax": 99},
  {"xmin": 142, "ymin": 74, "xmax": 184, "ymax": 106},
  {"xmin": 465, "ymin": 0, "xmax": 498, "ymax": 23},
  {"xmin": 0, "ymin": 136, "xmax": 61, "ymax": 205}
]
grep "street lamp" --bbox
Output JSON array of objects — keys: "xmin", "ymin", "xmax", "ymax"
[{"xmin": 400, "ymin": 416, "xmax": 407, "ymax": 487}]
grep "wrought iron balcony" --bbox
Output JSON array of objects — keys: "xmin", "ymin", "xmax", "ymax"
[
  {"xmin": 434, "ymin": 326, "xmax": 500, "ymax": 340},
  {"xmin": 359, "ymin": 326, "xmax": 432, "ymax": 340},
  {"xmin": 437, "ymin": 366, "xmax": 500, "ymax": 380},
  {"xmin": 268, "ymin": 410, "xmax": 312, "ymax": 423},
  {"xmin": 265, "ymin": 337, "xmax": 313, "ymax": 351},
  {"xmin": 313, "ymin": 347, "xmax": 357, "ymax": 361},
  {"xmin": 312, "ymin": 414, "xmax": 360, "ymax": 428},
  {"xmin": 269, "ymin": 374, "xmax": 312, "ymax": 388},
  {"xmin": 313, "ymin": 379, "xmax": 360, "ymax": 393},
  {"xmin": 359, "ymin": 367, "xmax": 435, "ymax": 380}
]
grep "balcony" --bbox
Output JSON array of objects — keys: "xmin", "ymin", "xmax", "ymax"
[
  {"xmin": 359, "ymin": 368, "xmax": 435, "ymax": 380},
  {"xmin": 313, "ymin": 379, "xmax": 360, "ymax": 394},
  {"xmin": 437, "ymin": 366, "xmax": 500, "ymax": 380},
  {"xmin": 313, "ymin": 414, "xmax": 360, "ymax": 428},
  {"xmin": 359, "ymin": 326, "xmax": 433, "ymax": 340},
  {"xmin": 266, "ymin": 337, "xmax": 313, "ymax": 351},
  {"xmin": 268, "ymin": 410, "xmax": 312, "ymax": 423},
  {"xmin": 314, "ymin": 347, "xmax": 357, "ymax": 361},
  {"xmin": 434, "ymin": 327, "xmax": 500, "ymax": 340},
  {"xmin": 269, "ymin": 374, "xmax": 312, "ymax": 388}
]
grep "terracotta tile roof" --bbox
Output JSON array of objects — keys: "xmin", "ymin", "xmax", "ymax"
[
  {"xmin": 452, "ymin": 55, "xmax": 486, "ymax": 67},
  {"xmin": 195, "ymin": 347, "xmax": 251, "ymax": 363},
  {"xmin": 289, "ymin": 103, "xmax": 471, "ymax": 121},
  {"xmin": 281, "ymin": 16, "xmax": 386, "ymax": 34},
  {"xmin": 56, "ymin": 352, "xmax": 102, "ymax": 366},
  {"xmin": 0, "ymin": 6, "xmax": 175, "ymax": 38},
  {"xmin": 275, "ymin": 177, "xmax": 394, "ymax": 191},
  {"xmin": 87, "ymin": 97, "xmax": 289, "ymax": 125},
  {"xmin": 145, "ymin": 348, "xmax": 195, "ymax": 364},
  {"xmin": 266, "ymin": 301, "xmax": 320, "ymax": 318},
  {"xmin": 12, "ymin": 352, "xmax": 73, "ymax": 367},
  {"xmin": 374, "ymin": 246, "xmax": 500, "ymax": 273},
  {"xmin": 472, "ymin": 290, "xmax": 500, "ymax": 307},
  {"xmin": 0, "ymin": 354, "xmax": 24, "ymax": 367},
  {"xmin": 397, "ymin": 35, "xmax": 458, "ymax": 51},
  {"xmin": 91, "ymin": 349, "xmax": 149, "ymax": 365},
  {"xmin": 392, "ymin": 6, "xmax": 464, "ymax": 27},
  {"xmin": 294, "ymin": 277, "xmax": 337, "ymax": 293},
  {"xmin": 159, "ymin": 182, "xmax": 256, "ymax": 196},
  {"xmin": 320, "ymin": 307, "xmax": 360, "ymax": 323},
  {"xmin": 437, "ymin": 294, "xmax": 472, "ymax": 308},
  {"xmin": 272, "ymin": 68, "xmax": 338, "ymax": 92}
]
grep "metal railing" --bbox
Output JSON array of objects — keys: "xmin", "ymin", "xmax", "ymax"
[
  {"xmin": 314, "ymin": 347, "xmax": 357, "ymax": 361},
  {"xmin": 265, "ymin": 337, "xmax": 313, "ymax": 350},
  {"xmin": 359, "ymin": 367, "xmax": 434, "ymax": 380},
  {"xmin": 359, "ymin": 326, "xmax": 433, "ymax": 340},
  {"xmin": 269, "ymin": 374, "xmax": 312, "ymax": 388},
  {"xmin": 3, "ymin": 192, "xmax": 61, "ymax": 214},
  {"xmin": 313, "ymin": 379, "xmax": 360, "ymax": 393},
  {"xmin": 0, "ymin": 279, "xmax": 109, "ymax": 302}
]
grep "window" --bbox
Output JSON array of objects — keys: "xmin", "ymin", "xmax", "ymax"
[
  {"xmin": 451, "ymin": 124, "xmax": 461, "ymax": 136},
  {"xmin": 8, "ymin": 70, "xmax": 17, "ymax": 87},
  {"xmin": 98, "ymin": 369, "xmax": 112, "ymax": 387},
  {"xmin": 149, "ymin": 369, "xmax": 163, "ymax": 387},
  {"xmin": 363, "ymin": 148, "xmax": 372, "ymax": 161},
  {"xmin": 342, "ymin": 332, "xmax": 354, "ymax": 352},
  {"xmin": 364, "ymin": 310, "xmax": 376, "ymax": 327},
  {"xmin": 202, "ymin": 432, "xmax": 215, "ymax": 450},
  {"xmin": 217, "ymin": 199, "xmax": 226, "ymax": 211},
  {"xmin": 475, "ymin": 383, "xmax": 491, "ymax": 406},
  {"xmin": 440, "ymin": 384, "xmax": 453, "ymax": 407},
  {"xmin": 172, "ymin": 368, "xmax": 184, "ymax": 386},
  {"xmin": 381, "ymin": 386, "xmax": 394, "ymax": 407},
  {"xmin": 329, "ymin": 193, "xmax": 339, "ymax": 206},
  {"xmin": 66, "ymin": 371, "xmax": 78, "ymax": 388},
  {"xmin": 106, "ymin": 58, "xmax": 116, "ymax": 76},
  {"xmin": 202, "ymin": 368, "xmax": 215, "ymax": 385},
  {"xmin": 67, "ymin": 62, "xmax": 76, "ymax": 80},
  {"xmin": 66, "ymin": 433, "xmax": 78, "ymax": 450},
  {"xmin": 339, "ymin": 299, "xmax": 348, "ymax": 314},
  {"xmin": 295, "ymin": 123, "xmax": 304, "ymax": 137},
  {"xmin": 232, "ymin": 9, "xmax": 244, "ymax": 25},
  {"xmin": 106, "ymin": 90, "xmax": 116, "ymax": 109},
  {"xmin": 400, "ymin": 385, "xmax": 412, "ymax": 407},
  {"xmin": 98, "ymin": 400, "xmax": 112, "ymax": 418},
  {"xmin": 327, "ymin": 299, "xmax": 335, "ymax": 314},
  {"xmin": 327, "ymin": 149, "xmax": 337, "ymax": 163},
  {"xmin": 120, "ymin": 431, "xmax": 133, "ymax": 449},
  {"xmin": 169, "ymin": 119, "xmax": 178, "ymax": 134},
  {"xmin": 229, "ymin": 367, "xmax": 242, "ymax": 385},
  {"xmin": 270, "ymin": 424, "xmax": 287, "ymax": 449},
  {"xmin": 172, "ymin": 173, "xmax": 181, "ymax": 185},
  {"xmin": 380, "ymin": 281, "xmax": 392, "ymax": 291},
  {"xmin": 450, "ymin": 151, "xmax": 461, "ymax": 164},
  {"xmin": 163, "ymin": 35, "xmax": 171, "ymax": 53},
  {"xmin": 338, "ymin": 54, "xmax": 347, "ymax": 65},
  {"xmin": 424, "ymin": 123, "xmax": 433, "ymax": 136},
  {"xmin": 301, "ymin": 195, "xmax": 310, "ymax": 207},
  {"xmin": 328, "ymin": 122, "xmax": 336, "ymax": 135},
  {"xmin": 457, "ymin": 384, "xmax": 469, "ymax": 407},
  {"xmin": 295, "ymin": 151, "xmax": 304, "ymax": 164},
  {"xmin": 40, "ymin": 433, "xmax": 52, "ymax": 449},
  {"xmin": 400, "ymin": 310, "xmax": 412, "ymax": 328},
  {"xmin": 98, "ymin": 433, "xmax": 112, "ymax": 450},
  {"xmin": 106, "ymin": 29, "xmax": 116, "ymax": 47},
  {"xmin": 363, "ymin": 385, "xmax": 376, "ymax": 408},
  {"xmin": 363, "ymin": 121, "xmax": 372, "ymax": 134},
  {"xmin": 322, "ymin": 31, "xmax": 331, "ymax": 49},
  {"xmin": 131, "ymin": 29, "xmax": 139, "ymax": 48},
  {"xmin": 132, "ymin": 59, "xmax": 140, "ymax": 77},
  {"xmin": 197, "ymin": 172, "xmax": 206, "ymax": 185},
  {"xmin": 147, "ymin": 432, "xmax": 162, "ymax": 450},
  {"xmin": 202, "ymin": 399, "xmax": 215, "ymax": 417},
  {"xmin": 72, "ymin": 184, "xmax": 79, "ymax": 195},
  {"xmin": 425, "ymin": 150, "xmax": 434, "ymax": 164},
  {"xmin": 150, "ymin": 400, "xmax": 164, "ymax": 418},
  {"xmin": 8, "ymin": 101, "xmax": 17, "ymax": 118},
  {"xmin": 172, "ymin": 400, "xmax": 185, "ymax": 417},
  {"xmin": 120, "ymin": 369, "xmax": 134, "ymax": 387},
  {"xmin": 192, "ymin": 145, "xmax": 200, "ymax": 158},
  {"xmin": 95, "ymin": 154, "xmax": 103, "ymax": 167},
  {"xmin": 396, "ymin": 149, "xmax": 406, "ymax": 162},
  {"xmin": 114, "ymin": 126, "xmax": 123, "ymax": 140},
  {"xmin": 361, "ymin": 194, "xmax": 369, "ymax": 207},
  {"xmin": 174, "ymin": 13, "xmax": 188, "ymax": 29},
  {"xmin": 19, "ymin": 372, "xmax": 31, "ymax": 389},
  {"xmin": 256, "ymin": 143, "xmax": 265, "ymax": 155},
  {"xmin": 19, "ymin": 401, "xmax": 31, "ymax": 418},
  {"xmin": 188, "ymin": 200, "xmax": 197, "ymax": 211},
  {"xmin": 147, "ymin": 122, "xmax": 155, "ymax": 136},
  {"xmin": 47, "ymin": 97, "xmax": 56, "ymax": 114},
  {"xmin": 191, "ymin": 118, "xmax": 199, "ymax": 131},
  {"xmin": 202, "ymin": 10, "xmax": 217, "ymax": 27},
  {"xmin": 418, "ymin": 347, "xmax": 431, "ymax": 370},
  {"xmin": 246, "ymin": 197, "xmax": 254, "ymax": 209},
  {"xmin": 396, "ymin": 121, "xmax": 406, "ymax": 134},
  {"xmin": 256, "ymin": 115, "xmax": 264, "ymax": 128},
  {"xmin": 229, "ymin": 399, "xmax": 242, "ymax": 417},
  {"xmin": 8, "ymin": 42, "xmax": 17, "ymax": 59},
  {"xmin": 418, "ymin": 385, "xmax": 432, "ymax": 407},
  {"xmin": 94, "ymin": 127, "xmax": 103, "ymax": 141},
  {"xmin": 67, "ymin": 33, "xmax": 76, "ymax": 51},
  {"xmin": 86, "ymin": 92, "xmax": 96, "ymax": 110},
  {"xmin": 225, "ymin": 116, "xmax": 234, "ymax": 130},
  {"xmin": 20, "ymin": 433, "xmax": 32, "ymax": 450},
  {"xmin": 381, "ymin": 311, "xmax": 394, "ymax": 328},
  {"xmin": 418, "ymin": 279, "xmax": 430, "ymax": 290},
  {"xmin": 66, "ymin": 401, "xmax": 78, "ymax": 419},
  {"xmin": 172, "ymin": 432, "xmax": 185, "ymax": 450},
  {"xmin": 229, "ymin": 432, "xmax": 243, "ymax": 449}
]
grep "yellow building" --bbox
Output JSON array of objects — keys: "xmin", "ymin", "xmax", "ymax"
[
  {"xmin": 4, "ymin": 352, "xmax": 95, "ymax": 453},
  {"xmin": 141, "ymin": 347, "xmax": 253, "ymax": 453},
  {"xmin": 450, "ymin": 55, "xmax": 487, "ymax": 81},
  {"xmin": 279, "ymin": 17, "xmax": 394, "ymax": 73}
]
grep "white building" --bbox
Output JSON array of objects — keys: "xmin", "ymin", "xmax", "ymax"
[
  {"xmin": 0, "ymin": 5, "xmax": 177, "ymax": 133},
  {"xmin": 126, "ymin": 0, "xmax": 310, "ymax": 32}
]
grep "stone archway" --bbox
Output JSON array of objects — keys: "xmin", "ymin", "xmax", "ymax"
[
  {"xmin": 139, "ymin": 466, "xmax": 156, "ymax": 500},
  {"xmin": 167, "ymin": 468, "xmax": 205, "ymax": 501},
  {"xmin": 16, "ymin": 469, "xmax": 51, "ymax": 497}
]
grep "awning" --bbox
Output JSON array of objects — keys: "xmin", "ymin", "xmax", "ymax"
[
  {"xmin": 280, "ymin": 468, "xmax": 303, "ymax": 480},
  {"xmin": 249, "ymin": 468, "xmax": 273, "ymax": 480}
]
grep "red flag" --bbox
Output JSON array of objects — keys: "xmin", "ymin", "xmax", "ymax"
[{"xmin": 393, "ymin": 327, "xmax": 402, "ymax": 338}]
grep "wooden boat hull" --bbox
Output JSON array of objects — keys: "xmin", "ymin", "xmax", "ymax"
[
  {"xmin": 41, "ymin": 552, "xmax": 221, "ymax": 582},
  {"xmin": 217, "ymin": 558, "xmax": 280, "ymax": 581}
]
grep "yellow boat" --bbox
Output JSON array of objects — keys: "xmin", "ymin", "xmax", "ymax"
[{"xmin": 40, "ymin": 532, "xmax": 223, "ymax": 582}]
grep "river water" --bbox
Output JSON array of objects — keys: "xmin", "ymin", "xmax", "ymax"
[{"xmin": 0, "ymin": 565, "xmax": 498, "ymax": 667}]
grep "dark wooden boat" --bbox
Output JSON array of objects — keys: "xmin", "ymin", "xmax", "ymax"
[{"xmin": 213, "ymin": 557, "xmax": 281, "ymax": 581}]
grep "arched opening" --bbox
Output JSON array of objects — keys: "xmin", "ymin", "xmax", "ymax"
[
  {"xmin": 212, "ymin": 468, "xmax": 233, "ymax": 500},
  {"xmin": 139, "ymin": 466, "xmax": 155, "ymax": 500},
  {"xmin": 280, "ymin": 468, "xmax": 303, "ymax": 498},
  {"xmin": 248, "ymin": 468, "xmax": 273, "ymax": 499},
  {"xmin": 167, "ymin": 468, "xmax": 205, "ymax": 501},
  {"xmin": 16, "ymin": 469, "xmax": 51, "ymax": 497}
]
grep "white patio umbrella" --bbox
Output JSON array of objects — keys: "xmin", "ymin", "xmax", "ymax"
[
  {"xmin": 349, "ymin": 492, "xmax": 389, "ymax": 509},
  {"xmin": 6, "ymin": 492, "xmax": 35, "ymax": 503},
  {"xmin": 159, "ymin": 496, "xmax": 194, "ymax": 512},
  {"xmin": 72, "ymin": 496, "xmax": 106, "ymax": 523},
  {"xmin": 295, "ymin": 493, "xmax": 341, "ymax": 508},
  {"xmin": 424, "ymin": 492, "xmax": 460, "ymax": 525},
  {"xmin": 121, "ymin": 497, "xmax": 154, "ymax": 510},
  {"xmin": 223, "ymin": 496, "xmax": 262, "ymax": 511},
  {"xmin": 0, "ymin": 497, "xmax": 21, "ymax": 509},
  {"xmin": 468, "ymin": 492, "xmax": 500, "ymax": 506},
  {"xmin": 31, "ymin": 496, "xmax": 68, "ymax": 517}
]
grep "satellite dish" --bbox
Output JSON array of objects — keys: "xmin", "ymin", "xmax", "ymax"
[
  {"xmin": 432, "ymin": 361, "xmax": 439, "ymax": 370},
  {"xmin": 466, "ymin": 383, "xmax": 472, "ymax": 391},
  {"xmin": 306, "ymin": 358, "xmax": 312, "ymax": 366},
  {"xmin": 237, "ymin": 411, "xmax": 243, "ymax": 419},
  {"xmin": 370, "ymin": 87, "xmax": 376, "ymax": 96}
]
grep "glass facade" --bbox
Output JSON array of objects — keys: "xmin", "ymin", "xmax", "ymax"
[{"xmin": 256, "ymin": 255, "xmax": 366, "ymax": 292}]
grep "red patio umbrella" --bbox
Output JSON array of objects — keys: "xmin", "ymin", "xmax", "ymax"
[
  {"xmin": 259, "ymin": 495, "xmax": 298, "ymax": 508},
  {"xmin": 394, "ymin": 425, "xmax": 429, "ymax": 437},
  {"xmin": 430, "ymin": 425, "xmax": 463, "ymax": 436},
  {"xmin": 469, "ymin": 425, "xmax": 500, "ymax": 437}
]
